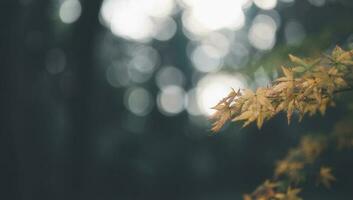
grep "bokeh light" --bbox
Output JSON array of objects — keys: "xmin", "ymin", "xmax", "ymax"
[
  {"xmin": 248, "ymin": 14, "xmax": 277, "ymax": 50},
  {"xmin": 153, "ymin": 17, "xmax": 178, "ymax": 41},
  {"xmin": 279, "ymin": 0, "xmax": 295, "ymax": 3},
  {"xmin": 180, "ymin": 0, "xmax": 247, "ymax": 37},
  {"xmin": 127, "ymin": 45, "xmax": 160, "ymax": 83},
  {"xmin": 201, "ymin": 32, "xmax": 231, "ymax": 58},
  {"xmin": 124, "ymin": 87, "xmax": 153, "ymax": 116},
  {"xmin": 155, "ymin": 66, "xmax": 185, "ymax": 89},
  {"xmin": 130, "ymin": 45, "xmax": 159, "ymax": 73},
  {"xmin": 253, "ymin": 0, "xmax": 278, "ymax": 10},
  {"xmin": 157, "ymin": 85, "xmax": 185, "ymax": 116},
  {"xmin": 99, "ymin": 0, "xmax": 176, "ymax": 42},
  {"xmin": 191, "ymin": 44, "xmax": 223, "ymax": 72},
  {"xmin": 196, "ymin": 73, "xmax": 247, "ymax": 116},
  {"xmin": 106, "ymin": 62, "xmax": 130, "ymax": 88},
  {"xmin": 59, "ymin": 0, "xmax": 82, "ymax": 24},
  {"xmin": 185, "ymin": 88, "xmax": 202, "ymax": 116}
]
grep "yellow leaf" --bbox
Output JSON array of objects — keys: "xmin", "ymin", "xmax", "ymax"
[
  {"xmin": 341, "ymin": 60, "xmax": 353, "ymax": 65},
  {"xmin": 292, "ymin": 66, "xmax": 306, "ymax": 73},
  {"xmin": 332, "ymin": 45, "xmax": 345, "ymax": 58},
  {"xmin": 337, "ymin": 50, "xmax": 353, "ymax": 62},
  {"xmin": 257, "ymin": 112, "xmax": 264, "ymax": 129},
  {"xmin": 287, "ymin": 100, "xmax": 294, "ymax": 124},
  {"xmin": 318, "ymin": 167, "xmax": 336, "ymax": 188},
  {"xmin": 319, "ymin": 99, "xmax": 328, "ymax": 115},
  {"xmin": 285, "ymin": 187, "xmax": 302, "ymax": 200},
  {"xmin": 289, "ymin": 54, "xmax": 308, "ymax": 67},
  {"xmin": 272, "ymin": 82, "xmax": 290, "ymax": 93},
  {"xmin": 242, "ymin": 89, "xmax": 255, "ymax": 98},
  {"xmin": 334, "ymin": 77, "xmax": 347, "ymax": 88},
  {"xmin": 276, "ymin": 101, "xmax": 287, "ymax": 113},
  {"xmin": 275, "ymin": 160, "xmax": 304, "ymax": 178},
  {"xmin": 233, "ymin": 111, "xmax": 253, "ymax": 121},
  {"xmin": 281, "ymin": 66, "xmax": 293, "ymax": 80},
  {"xmin": 257, "ymin": 95, "xmax": 274, "ymax": 111},
  {"xmin": 211, "ymin": 103, "xmax": 226, "ymax": 111},
  {"xmin": 243, "ymin": 115, "xmax": 258, "ymax": 127}
]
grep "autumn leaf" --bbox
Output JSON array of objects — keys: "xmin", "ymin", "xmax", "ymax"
[
  {"xmin": 232, "ymin": 88, "xmax": 274, "ymax": 128},
  {"xmin": 250, "ymin": 180, "xmax": 280, "ymax": 200},
  {"xmin": 210, "ymin": 89, "xmax": 241, "ymax": 132},
  {"xmin": 331, "ymin": 45, "xmax": 353, "ymax": 65},
  {"xmin": 275, "ymin": 160, "xmax": 304, "ymax": 183},
  {"xmin": 285, "ymin": 187, "xmax": 302, "ymax": 200},
  {"xmin": 289, "ymin": 54, "xmax": 309, "ymax": 67},
  {"xmin": 210, "ymin": 45, "xmax": 353, "ymax": 131},
  {"xmin": 332, "ymin": 45, "xmax": 345, "ymax": 58},
  {"xmin": 318, "ymin": 167, "xmax": 336, "ymax": 188},
  {"xmin": 299, "ymin": 136, "xmax": 326, "ymax": 163},
  {"xmin": 292, "ymin": 66, "xmax": 306, "ymax": 73}
]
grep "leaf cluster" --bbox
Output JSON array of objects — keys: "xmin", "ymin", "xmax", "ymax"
[
  {"xmin": 243, "ymin": 122, "xmax": 353, "ymax": 200},
  {"xmin": 211, "ymin": 46, "xmax": 353, "ymax": 131}
]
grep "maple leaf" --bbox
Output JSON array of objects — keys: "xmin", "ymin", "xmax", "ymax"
[
  {"xmin": 232, "ymin": 88, "xmax": 274, "ymax": 128},
  {"xmin": 318, "ymin": 167, "xmax": 336, "ymax": 188},
  {"xmin": 331, "ymin": 45, "xmax": 353, "ymax": 65},
  {"xmin": 275, "ymin": 160, "xmax": 304, "ymax": 183},
  {"xmin": 271, "ymin": 67, "xmax": 297, "ymax": 98},
  {"xmin": 289, "ymin": 54, "xmax": 309, "ymax": 67},
  {"xmin": 210, "ymin": 107, "xmax": 231, "ymax": 132},
  {"xmin": 334, "ymin": 120, "xmax": 353, "ymax": 149},
  {"xmin": 271, "ymin": 66, "xmax": 303, "ymax": 124},
  {"xmin": 328, "ymin": 68, "xmax": 348, "ymax": 88},
  {"xmin": 299, "ymin": 136, "xmax": 326, "ymax": 163},
  {"xmin": 210, "ymin": 89, "xmax": 240, "ymax": 132},
  {"xmin": 289, "ymin": 55, "xmax": 321, "ymax": 76},
  {"xmin": 251, "ymin": 180, "xmax": 279, "ymax": 200},
  {"xmin": 210, "ymin": 45, "xmax": 353, "ymax": 131},
  {"xmin": 285, "ymin": 187, "xmax": 302, "ymax": 200},
  {"xmin": 332, "ymin": 46, "xmax": 345, "ymax": 58}
]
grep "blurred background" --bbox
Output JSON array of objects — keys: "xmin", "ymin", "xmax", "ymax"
[{"xmin": 2, "ymin": 0, "xmax": 353, "ymax": 199}]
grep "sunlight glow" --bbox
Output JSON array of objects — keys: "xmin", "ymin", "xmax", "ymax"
[
  {"xmin": 100, "ymin": 0, "xmax": 176, "ymax": 41},
  {"xmin": 181, "ymin": 0, "xmax": 248, "ymax": 36},
  {"xmin": 196, "ymin": 73, "xmax": 246, "ymax": 116},
  {"xmin": 253, "ymin": 0, "xmax": 277, "ymax": 10}
]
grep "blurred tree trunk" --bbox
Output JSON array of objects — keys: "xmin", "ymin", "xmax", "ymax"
[
  {"xmin": 5, "ymin": 0, "xmax": 103, "ymax": 199},
  {"xmin": 69, "ymin": 0, "xmax": 103, "ymax": 199},
  {"xmin": 1, "ymin": 1, "xmax": 19, "ymax": 199}
]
